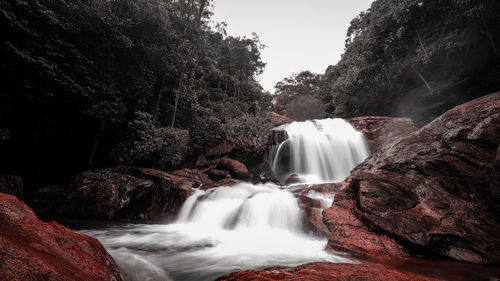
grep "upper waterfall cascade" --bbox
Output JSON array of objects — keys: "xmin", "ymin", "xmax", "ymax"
[{"xmin": 270, "ymin": 118, "xmax": 370, "ymax": 183}]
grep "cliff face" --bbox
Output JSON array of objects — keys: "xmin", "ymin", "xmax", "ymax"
[{"xmin": 324, "ymin": 92, "xmax": 500, "ymax": 264}]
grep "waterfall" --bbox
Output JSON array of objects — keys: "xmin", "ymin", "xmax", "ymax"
[
  {"xmin": 270, "ymin": 118, "xmax": 369, "ymax": 183},
  {"xmin": 80, "ymin": 183, "xmax": 356, "ymax": 281},
  {"xmin": 79, "ymin": 118, "xmax": 368, "ymax": 280},
  {"xmin": 177, "ymin": 183, "xmax": 303, "ymax": 232}
]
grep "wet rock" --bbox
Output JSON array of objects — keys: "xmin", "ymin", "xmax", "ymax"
[
  {"xmin": 194, "ymin": 141, "xmax": 236, "ymax": 167},
  {"xmin": 168, "ymin": 168, "xmax": 213, "ymax": 185},
  {"xmin": 292, "ymin": 183, "xmax": 345, "ymax": 237},
  {"xmin": 63, "ymin": 166, "xmax": 199, "ymax": 222},
  {"xmin": 250, "ymin": 161, "xmax": 280, "ymax": 184},
  {"xmin": 217, "ymin": 262, "xmax": 437, "ymax": 281},
  {"xmin": 201, "ymin": 178, "xmax": 241, "ymax": 190},
  {"xmin": 323, "ymin": 92, "xmax": 500, "ymax": 264},
  {"xmin": 216, "ymin": 157, "xmax": 250, "ymax": 180},
  {"xmin": 269, "ymin": 112, "xmax": 293, "ymax": 126},
  {"xmin": 0, "ymin": 193, "xmax": 123, "ymax": 281},
  {"xmin": 347, "ymin": 116, "xmax": 418, "ymax": 151},
  {"xmin": 0, "ymin": 175, "xmax": 23, "ymax": 199},
  {"xmin": 207, "ymin": 169, "xmax": 231, "ymax": 181},
  {"xmin": 285, "ymin": 174, "xmax": 301, "ymax": 184}
]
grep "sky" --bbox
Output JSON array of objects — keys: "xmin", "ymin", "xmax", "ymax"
[{"xmin": 211, "ymin": 0, "xmax": 374, "ymax": 93}]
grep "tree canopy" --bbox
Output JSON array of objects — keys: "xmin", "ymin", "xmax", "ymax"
[
  {"xmin": 0, "ymin": 0, "xmax": 272, "ymax": 187},
  {"xmin": 274, "ymin": 0, "xmax": 500, "ymax": 124}
]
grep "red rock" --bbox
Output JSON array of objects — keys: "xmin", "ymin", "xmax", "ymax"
[
  {"xmin": 216, "ymin": 157, "xmax": 250, "ymax": 180},
  {"xmin": 217, "ymin": 262, "xmax": 438, "ymax": 281},
  {"xmin": 269, "ymin": 112, "xmax": 293, "ymax": 126},
  {"xmin": 201, "ymin": 178, "xmax": 241, "ymax": 190},
  {"xmin": 323, "ymin": 92, "xmax": 500, "ymax": 264},
  {"xmin": 249, "ymin": 161, "xmax": 280, "ymax": 184},
  {"xmin": 168, "ymin": 168, "xmax": 214, "ymax": 184},
  {"xmin": 0, "ymin": 193, "xmax": 123, "ymax": 281},
  {"xmin": 207, "ymin": 169, "xmax": 231, "ymax": 181},
  {"xmin": 291, "ymin": 183, "xmax": 345, "ymax": 237},
  {"xmin": 284, "ymin": 174, "xmax": 301, "ymax": 184},
  {"xmin": 194, "ymin": 141, "xmax": 236, "ymax": 167},
  {"xmin": 347, "ymin": 116, "xmax": 418, "ymax": 151},
  {"xmin": 63, "ymin": 166, "xmax": 198, "ymax": 222}
]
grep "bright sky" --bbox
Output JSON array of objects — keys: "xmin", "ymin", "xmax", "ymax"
[{"xmin": 212, "ymin": 0, "xmax": 374, "ymax": 93}]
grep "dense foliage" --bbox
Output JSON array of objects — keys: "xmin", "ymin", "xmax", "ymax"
[
  {"xmin": 273, "ymin": 71, "xmax": 326, "ymax": 121},
  {"xmin": 0, "ymin": 0, "xmax": 272, "ymax": 187},
  {"xmin": 274, "ymin": 0, "xmax": 500, "ymax": 124}
]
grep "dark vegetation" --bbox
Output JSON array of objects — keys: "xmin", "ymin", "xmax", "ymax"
[
  {"xmin": 0, "ymin": 0, "xmax": 272, "ymax": 191},
  {"xmin": 2, "ymin": 0, "xmax": 500, "ymax": 192},
  {"xmin": 274, "ymin": 0, "xmax": 500, "ymax": 124}
]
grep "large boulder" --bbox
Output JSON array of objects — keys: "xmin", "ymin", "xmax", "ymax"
[
  {"xmin": 216, "ymin": 157, "xmax": 250, "ymax": 180},
  {"xmin": 347, "ymin": 116, "xmax": 418, "ymax": 151},
  {"xmin": 217, "ymin": 262, "xmax": 437, "ymax": 281},
  {"xmin": 249, "ymin": 161, "xmax": 280, "ymax": 184},
  {"xmin": 291, "ymin": 183, "xmax": 344, "ymax": 237},
  {"xmin": 0, "ymin": 193, "xmax": 123, "ymax": 281},
  {"xmin": 63, "ymin": 166, "xmax": 202, "ymax": 221},
  {"xmin": 0, "ymin": 175, "xmax": 23, "ymax": 199},
  {"xmin": 323, "ymin": 92, "xmax": 500, "ymax": 264}
]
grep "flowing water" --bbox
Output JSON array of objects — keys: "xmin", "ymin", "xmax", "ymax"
[
  {"xmin": 79, "ymin": 118, "xmax": 371, "ymax": 281},
  {"xmin": 270, "ymin": 118, "xmax": 370, "ymax": 183}
]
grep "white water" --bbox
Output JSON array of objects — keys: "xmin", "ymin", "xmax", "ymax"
[
  {"xmin": 80, "ymin": 183, "xmax": 355, "ymax": 281},
  {"xmin": 270, "ymin": 118, "xmax": 370, "ymax": 183},
  {"xmin": 79, "ymin": 118, "xmax": 369, "ymax": 281}
]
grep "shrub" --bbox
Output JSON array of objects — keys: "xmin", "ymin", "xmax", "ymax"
[{"xmin": 110, "ymin": 112, "xmax": 189, "ymax": 170}]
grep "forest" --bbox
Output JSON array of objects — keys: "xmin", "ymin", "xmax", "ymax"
[
  {"xmin": 0, "ymin": 1, "xmax": 499, "ymax": 280},
  {"xmin": 1, "ymin": 0, "xmax": 272, "ymax": 190},
  {"xmin": 2, "ymin": 0, "xmax": 499, "ymax": 190}
]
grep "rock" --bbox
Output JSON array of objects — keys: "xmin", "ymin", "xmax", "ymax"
[
  {"xmin": 194, "ymin": 141, "xmax": 236, "ymax": 167},
  {"xmin": 168, "ymin": 168, "xmax": 213, "ymax": 185},
  {"xmin": 128, "ymin": 167, "xmax": 198, "ymax": 221},
  {"xmin": 0, "ymin": 193, "xmax": 123, "ymax": 281},
  {"xmin": 323, "ymin": 92, "xmax": 500, "ymax": 264},
  {"xmin": 207, "ymin": 169, "xmax": 231, "ymax": 181},
  {"xmin": 201, "ymin": 178, "xmax": 241, "ymax": 190},
  {"xmin": 347, "ymin": 116, "xmax": 418, "ymax": 151},
  {"xmin": 291, "ymin": 183, "xmax": 345, "ymax": 237},
  {"xmin": 285, "ymin": 174, "xmax": 301, "ymax": 184},
  {"xmin": 63, "ymin": 166, "xmax": 199, "ymax": 221},
  {"xmin": 64, "ymin": 167, "xmax": 155, "ymax": 220},
  {"xmin": 250, "ymin": 161, "xmax": 280, "ymax": 184},
  {"xmin": 217, "ymin": 262, "xmax": 437, "ymax": 281},
  {"xmin": 269, "ymin": 112, "xmax": 293, "ymax": 126},
  {"xmin": 216, "ymin": 157, "xmax": 250, "ymax": 180},
  {"xmin": 0, "ymin": 175, "xmax": 23, "ymax": 199}
]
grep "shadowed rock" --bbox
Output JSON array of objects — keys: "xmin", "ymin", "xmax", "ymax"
[
  {"xmin": 0, "ymin": 193, "xmax": 123, "ymax": 281},
  {"xmin": 323, "ymin": 92, "xmax": 500, "ymax": 264}
]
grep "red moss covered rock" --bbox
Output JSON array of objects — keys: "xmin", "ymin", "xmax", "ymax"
[
  {"xmin": 217, "ymin": 262, "xmax": 437, "ymax": 281},
  {"xmin": 216, "ymin": 157, "xmax": 250, "ymax": 180},
  {"xmin": 0, "ymin": 193, "xmax": 123, "ymax": 281},
  {"xmin": 324, "ymin": 92, "xmax": 500, "ymax": 264},
  {"xmin": 347, "ymin": 116, "xmax": 418, "ymax": 151}
]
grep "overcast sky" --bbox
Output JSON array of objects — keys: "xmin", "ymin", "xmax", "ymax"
[{"xmin": 212, "ymin": 0, "xmax": 374, "ymax": 93}]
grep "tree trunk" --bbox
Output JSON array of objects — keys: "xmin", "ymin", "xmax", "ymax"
[
  {"xmin": 153, "ymin": 71, "xmax": 166, "ymax": 122},
  {"xmin": 411, "ymin": 65, "xmax": 433, "ymax": 95},
  {"xmin": 171, "ymin": 77, "xmax": 183, "ymax": 127}
]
